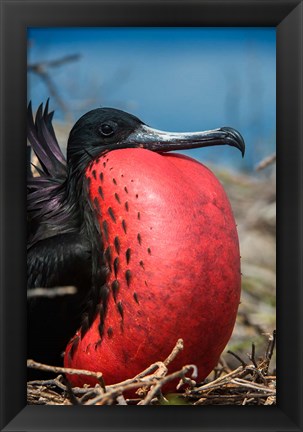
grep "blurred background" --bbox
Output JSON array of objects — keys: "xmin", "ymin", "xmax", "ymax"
[{"xmin": 27, "ymin": 27, "xmax": 276, "ymax": 369}]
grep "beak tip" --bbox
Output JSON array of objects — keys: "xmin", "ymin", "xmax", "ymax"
[{"xmin": 221, "ymin": 127, "xmax": 245, "ymax": 158}]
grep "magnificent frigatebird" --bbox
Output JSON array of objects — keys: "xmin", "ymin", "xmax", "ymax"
[{"xmin": 27, "ymin": 101, "xmax": 245, "ymax": 385}]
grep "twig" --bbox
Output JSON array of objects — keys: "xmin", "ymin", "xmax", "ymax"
[
  {"xmin": 27, "ymin": 286, "xmax": 77, "ymax": 299},
  {"xmin": 244, "ymin": 365, "xmax": 268, "ymax": 385},
  {"xmin": 28, "ymin": 54, "xmax": 81, "ymax": 72},
  {"xmin": 62, "ymin": 376, "xmax": 82, "ymax": 405},
  {"xmin": 227, "ymin": 350, "xmax": 247, "ymax": 367},
  {"xmin": 265, "ymin": 329, "xmax": 276, "ymax": 363},
  {"xmin": 85, "ymin": 382, "xmax": 146, "ymax": 405},
  {"xmin": 255, "ymin": 153, "xmax": 276, "ymax": 171},
  {"xmin": 139, "ymin": 365, "xmax": 197, "ymax": 406},
  {"xmin": 28, "ymin": 375, "xmax": 67, "ymax": 392},
  {"xmin": 194, "ymin": 391, "xmax": 273, "ymax": 405},
  {"xmin": 193, "ymin": 366, "xmax": 244, "ymax": 392},
  {"xmin": 248, "ymin": 343, "xmax": 258, "ymax": 368},
  {"xmin": 107, "ymin": 362, "xmax": 167, "ymax": 390},
  {"xmin": 163, "ymin": 339, "xmax": 184, "ymax": 366},
  {"xmin": 116, "ymin": 395, "xmax": 128, "ymax": 405},
  {"xmin": 264, "ymin": 392, "xmax": 276, "ymax": 405},
  {"xmin": 230, "ymin": 378, "xmax": 276, "ymax": 394},
  {"xmin": 27, "ymin": 359, "xmax": 103, "ymax": 380}
]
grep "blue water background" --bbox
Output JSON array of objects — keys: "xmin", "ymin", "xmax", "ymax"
[{"xmin": 28, "ymin": 28, "xmax": 276, "ymax": 173}]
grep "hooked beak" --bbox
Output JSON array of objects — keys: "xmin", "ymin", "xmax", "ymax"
[{"xmin": 124, "ymin": 125, "xmax": 245, "ymax": 157}]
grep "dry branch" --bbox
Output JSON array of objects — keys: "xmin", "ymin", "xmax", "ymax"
[
  {"xmin": 255, "ymin": 153, "xmax": 276, "ymax": 171},
  {"xmin": 27, "ymin": 359, "xmax": 103, "ymax": 381},
  {"xmin": 27, "ymin": 286, "xmax": 77, "ymax": 299}
]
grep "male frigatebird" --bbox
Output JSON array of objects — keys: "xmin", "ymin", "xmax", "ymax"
[{"xmin": 27, "ymin": 101, "xmax": 245, "ymax": 386}]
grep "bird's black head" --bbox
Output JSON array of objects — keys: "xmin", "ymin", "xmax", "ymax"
[
  {"xmin": 67, "ymin": 106, "xmax": 245, "ymax": 173},
  {"xmin": 67, "ymin": 108, "xmax": 144, "ymax": 171}
]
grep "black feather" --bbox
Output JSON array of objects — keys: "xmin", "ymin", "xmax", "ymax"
[{"xmin": 27, "ymin": 101, "xmax": 106, "ymax": 376}]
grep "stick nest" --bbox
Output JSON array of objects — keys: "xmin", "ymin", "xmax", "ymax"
[{"xmin": 27, "ymin": 331, "xmax": 276, "ymax": 406}]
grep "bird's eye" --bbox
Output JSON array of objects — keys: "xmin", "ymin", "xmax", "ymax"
[{"xmin": 99, "ymin": 124, "xmax": 114, "ymax": 137}]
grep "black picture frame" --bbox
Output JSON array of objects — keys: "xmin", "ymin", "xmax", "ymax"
[{"xmin": 0, "ymin": 1, "xmax": 302, "ymax": 431}]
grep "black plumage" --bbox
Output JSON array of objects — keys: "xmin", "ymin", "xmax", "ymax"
[{"xmin": 27, "ymin": 102, "xmax": 104, "ymax": 373}]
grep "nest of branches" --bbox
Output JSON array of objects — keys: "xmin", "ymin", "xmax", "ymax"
[{"xmin": 27, "ymin": 331, "xmax": 276, "ymax": 406}]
